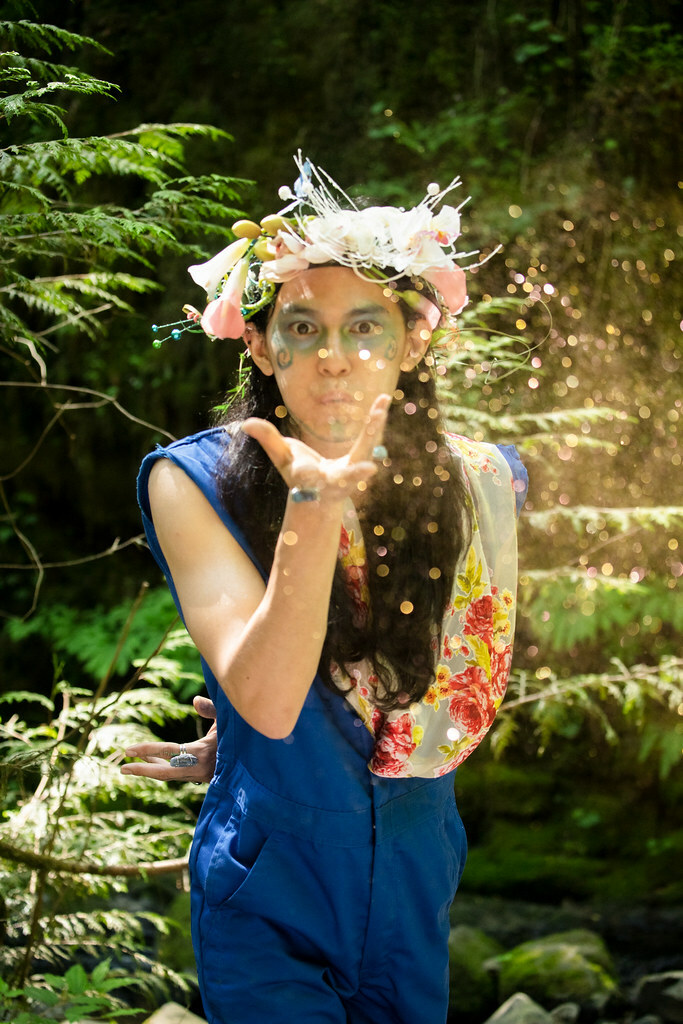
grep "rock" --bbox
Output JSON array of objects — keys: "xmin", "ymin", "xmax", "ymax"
[
  {"xmin": 550, "ymin": 1001, "xmax": 581, "ymax": 1024},
  {"xmin": 490, "ymin": 929, "xmax": 618, "ymax": 1009},
  {"xmin": 634, "ymin": 972, "xmax": 683, "ymax": 1023},
  {"xmin": 143, "ymin": 1003, "xmax": 206, "ymax": 1023},
  {"xmin": 482, "ymin": 992, "xmax": 555, "ymax": 1024},
  {"xmin": 448, "ymin": 925, "xmax": 505, "ymax": 1016}
]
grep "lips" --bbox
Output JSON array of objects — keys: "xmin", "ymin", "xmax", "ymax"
[{"xmin": 318, "ymin": 389, "xmax": 356, "ymax": 405}]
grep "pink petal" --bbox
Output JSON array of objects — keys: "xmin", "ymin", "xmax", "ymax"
[
  {"xmin": 200, "ymin": 257, "xmax": 249, "ymax": 339},
  {"xmin": 201, "ymin": 296, "xmax": 245, "ymax": 339},
  {"xmin": 421, "ymin": 266, "xmax": 467, "ymax": 315}
]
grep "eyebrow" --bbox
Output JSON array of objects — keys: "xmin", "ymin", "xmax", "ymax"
[{"xmin": 277, "ymin": 302, "xmax": 392, "ymax": 318}]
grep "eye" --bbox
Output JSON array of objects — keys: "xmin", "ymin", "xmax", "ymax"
[
  {"xmin": 354, "ymin": 320, "xmax": 379, "ymax": 336},
  {"xmin": 289, "ymin": 320, "xmax": 316, "ymax": 337}
]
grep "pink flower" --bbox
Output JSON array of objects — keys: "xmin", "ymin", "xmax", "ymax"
[
  {"xmin": 435, "ymin": 757, "xmax": 464, "ymax": 776},
  {"xmin": 259, "ymin": 252, "xmax": 310, "ymax": 283},
  {"xmin": 464, "ymin": 595, "xmax": 494, "ymax": 646},
  {"xmin": 421, "ymin": 266, "xmax": 467, "ymax": 315},
  {"xmin": 447, "ymin": 665, "xmax": 495, "ymax": 735},
  {"xmin": 371, "ymin": 713, "xmax": 417, "ymax": 776},
  {"xmin": 370, "ymin": 707, "xmax": 385, "ymax": 735},
  {"xmin": 201, "ymin": 257, "xmax": 249, "ymax": 339}
]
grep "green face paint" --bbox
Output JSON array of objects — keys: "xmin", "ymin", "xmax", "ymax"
[{"xmin": 269, "ymin": 301, "xmax": 400, "ymax": 368}]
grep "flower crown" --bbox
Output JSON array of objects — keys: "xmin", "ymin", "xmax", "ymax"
[{"xmin": 155, "ymin": 154, "xmax": 484, "ymax": 348}]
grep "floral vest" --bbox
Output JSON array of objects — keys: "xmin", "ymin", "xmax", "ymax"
[{"xmin": 330, "ymin": 435, "xmax": 525, "ymax": 779}]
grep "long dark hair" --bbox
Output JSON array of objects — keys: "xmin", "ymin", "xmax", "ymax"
[{"xmin": 215, "ymin": 285, "xmax": 472, "ymax": 712}]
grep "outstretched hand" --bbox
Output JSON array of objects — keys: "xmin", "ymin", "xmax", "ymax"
[
  {"xmin": 241, "ymin": 393, "xmax": 391, "ymax": 503},
  {"xmin": 120, "ymin": 695, "xmax": 218, "ymax": 784}
]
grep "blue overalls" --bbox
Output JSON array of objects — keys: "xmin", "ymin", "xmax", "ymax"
[{"xmin": 138, "ymin": 429, "xmax": 468, "ymax": 1024}]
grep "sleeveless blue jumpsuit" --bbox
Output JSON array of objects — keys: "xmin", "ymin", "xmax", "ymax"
[{"xmin": 138, "ymin": 428, "xmax": 469, "ymax": 1024}]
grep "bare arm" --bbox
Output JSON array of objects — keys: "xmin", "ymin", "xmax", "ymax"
[{"xmin": 147, "ymin": 395, "xmax": 389, "ymax": 739}]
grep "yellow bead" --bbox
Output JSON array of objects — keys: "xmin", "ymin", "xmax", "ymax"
[
  {"xmin": 259, "ymin": 214, "xmax": 291, "ymax": 236},
  {"xmin": 232, "ymin": 219, "xmax": 262, "ymax": 239}
]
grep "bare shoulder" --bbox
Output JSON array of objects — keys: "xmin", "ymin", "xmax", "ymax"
[
  {"xmin": 148, "ymin": 457, "xmax": 199, "ymax": 506},
  {"xmin": 147, "ymin": 458, "xmax": 247, "ymax": 574}
]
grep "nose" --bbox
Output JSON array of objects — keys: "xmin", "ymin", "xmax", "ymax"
[{"xmin": 318, "ymin": 332, "xmax": 351, "ymax": 376}]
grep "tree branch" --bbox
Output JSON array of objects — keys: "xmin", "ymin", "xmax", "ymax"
[{"xmin": 0, "ymin": 837, "xmax": 189, "ymax": 878}]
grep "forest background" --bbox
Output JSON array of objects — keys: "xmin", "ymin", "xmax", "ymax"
[{"xmin": 1, "ymin": 0, "xmax": 681, "ymax": 1018}]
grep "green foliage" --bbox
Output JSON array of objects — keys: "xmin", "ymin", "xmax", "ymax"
[
  {"xmin": 520, "ymin": 570, "xmax": 682, "ymax": 658},
  {"xmin": 5, "ymin": 586, "xmax": 202, "ymax": 696},
  {"xmin": 0, "ymin": 960, "xmax": 139, "ymax": 1023},
  {"xmin": 0, "ymin": 11, "xmax": 247, "ymax": 619},
  {"xmin": 0, "ymin": 19, "xmax": 116, "ymax": 137},
  {"xmin": 0, "ymin": 630, "xmax": 202, "ymax": 1015},
  {"xmin": 496, "ymin": 658, "xmax": 683, "ymax": 779},
  {"xmin": 0, "ymin": 17, "xmax": 245, "ymax": 364},
  {"xmin": 368, "ymin": 97, "xmax": 526, "ymax": 183}
]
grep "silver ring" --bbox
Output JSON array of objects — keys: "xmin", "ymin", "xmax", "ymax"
[
  {"xmin": 290, "ymin": 486, "xmax": 320, "ymax": 503},
  {"xmin": 169, "ymin": 742, "xmax": 199, "ymax": 768}
]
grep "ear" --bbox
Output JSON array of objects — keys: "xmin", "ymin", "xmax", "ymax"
[
  {"xmin": 243, "ymin": 324, "xmax": 274, "ymax": 377},
  {"xmin": 400, "ymin": 317, "xmax": 432, "ymax": 371}
]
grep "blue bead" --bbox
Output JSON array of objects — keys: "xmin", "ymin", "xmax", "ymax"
[
  {"xmin": 171, "ymin": 329, "xmax": 181, "ymax": 340},
  {"xmin": 152, "ymin": 324, "xmax": 159, "ymax": 332}
]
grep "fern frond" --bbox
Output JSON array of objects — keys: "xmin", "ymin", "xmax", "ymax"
[
  {"xmin": 441, "ymin": 399, "xmax": 623, "ymax": 442},
  {"xmin": 526, "ymin": 504, "xmax": 683, "ymax": 534},
  {"xmin": 518, "ymin": 571, "xmax": 683, "ymax": 653},
  {"xmin": 0, "ymin": 19, "xmax": 112, "ymax": 58},
  {"xmin": 500, "ymin": 657, "xmax": 683, "ymax": 717}
]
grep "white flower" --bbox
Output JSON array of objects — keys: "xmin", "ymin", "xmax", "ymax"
[
  {"xmin": 259, "ymin": 251, "xmax": 310, "ymax": 283},
  {"xmin": 431, "ymin": 205, "xmax": 462, "ymax": 243},
  {"xmin": 188, "ymin": 237, "xmax": 251, "ymax": 296}
]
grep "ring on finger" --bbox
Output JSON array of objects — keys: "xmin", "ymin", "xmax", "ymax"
[
  {"xmin": 170, "ymin": 743, "xmax": 199, "ymax": 768},
  {"xmin": 290, "ymin": 486, "xmax": 320, "ymax": 503}
]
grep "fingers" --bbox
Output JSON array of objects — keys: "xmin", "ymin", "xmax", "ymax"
[
  {"xmin": 347, "ymin": 393, "xmax": 391, "ymax": 464},
  {"xmin": 120, "ymin": 698, "xmax": 219, "ymax": 785},
  {"xmin": 123, "ymin": 741, "xmax": 182, "ymax": 761},
  {"xmin": 241, "ymin": 418, "xmax": 293, "ymax": 474},
  {"xmin": 193, "ymin": 695, "xmax": 217, "ymax": 721},
  {"xmin": 120, "ymin": 761, "xmax": 208, "ymax": 783},
  {"xmin": 120, "ymin": 737, "xmax": 214, "ymax": 784}
]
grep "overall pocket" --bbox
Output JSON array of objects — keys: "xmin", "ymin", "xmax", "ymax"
[{"xmin": 203, "ymin": 800, "xmax": 275, "ymax": 909}]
